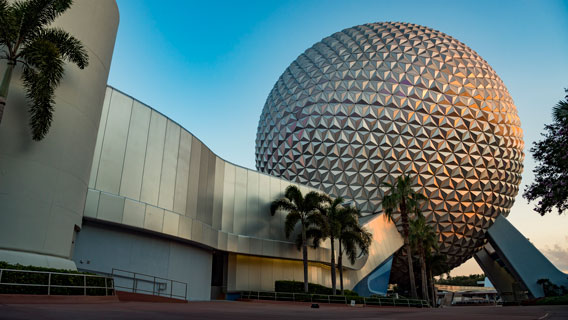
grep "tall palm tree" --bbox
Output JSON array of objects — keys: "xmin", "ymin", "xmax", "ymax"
[
  {"xmin": 381, "ymin": 174, "xmax": 426, "ymax": 299},
  {"xmin": 0, "ymin": 0, "xmax": 89, "ymax": 140},
  {"xmin": 336, "ymin": 205, "xmax": 372, "ymax": 295},
  {"xmin": 270, "ymin": 185, "xmax": 325, "ymax": 293},
  {"xmin": 409, "ymin": 214, "xmax": 437, "ymax": 302},
  {"xmin": 312, "ymin": 195, "xmax": 344, "ymax": 295}
]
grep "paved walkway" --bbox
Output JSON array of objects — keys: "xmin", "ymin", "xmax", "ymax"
[{"xmin": 0, "ymin": 300, "xmax": 566, "ymax": 319}]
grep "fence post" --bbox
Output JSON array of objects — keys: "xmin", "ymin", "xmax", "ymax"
[
  {"xmin": 133, "ymin": 273, "xmax": 136, "ymax": 293},
  {"xmin": 48, "ymin": 273, "xmax": 51, "ymax": 295},
  {"xmin": 170, "ymin": 279, "xmax": 173, "ymax": 298},
  {"xmin": 328, "ymin": 295, "xmax": 330, "ymax": 304},
  {"xmin": 105, "ymin": 277, "xmax": 108, "ymax": 296},
  {"xmin": 84, "ymin": 275, "xmax": 87, "ymax": 296}
]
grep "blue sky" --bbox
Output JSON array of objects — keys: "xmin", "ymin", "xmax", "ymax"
[{"xmin": 108, "ymin": 0, "xmax": 568, "ymax": 275}]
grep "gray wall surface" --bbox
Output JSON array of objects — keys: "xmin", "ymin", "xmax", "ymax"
[
  {"xmin": 0, "ymin": 0, "xmax": 119, "ymax": 269},
  {"xmin": 86, "ymin": 87, "xmax": 340, "ymax": 266},
  {"xmin": 73, "ymin": 222, "xmax": 212, "ymax": 301}
]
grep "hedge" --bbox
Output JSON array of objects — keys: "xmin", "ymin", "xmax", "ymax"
[
  {"xmin": 275, "ymin": 280, "xmax": 358, "ymax": 296},
  {"xmin": 0, "ymin": 261, "xmax": 113, "ymax": 296}
]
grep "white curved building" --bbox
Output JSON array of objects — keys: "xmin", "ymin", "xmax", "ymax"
[{"xmin": 1, "ymin": 2, "xmax": 564, "ymax": 303}]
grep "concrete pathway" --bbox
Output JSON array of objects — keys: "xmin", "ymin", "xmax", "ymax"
[{"xmin": 0, "ymin": 300, "xmax": 566, "ymax": 319}]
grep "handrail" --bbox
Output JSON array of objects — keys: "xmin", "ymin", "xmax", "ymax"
[
  {"xmin": 0, "ymin": 268, "xmax": 114, "ymax": 296},
  {"xmin": 111, "ymin": 268, "xmax": 188, "ymax": 301},
  {"xmin": 238, "ymin": 290, "xmax": 430, "ymax": 308}
]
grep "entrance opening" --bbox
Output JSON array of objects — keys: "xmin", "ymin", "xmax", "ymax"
[{"xmin": 211, "ymin": 251, "xmax": 228, "ymax": 300}]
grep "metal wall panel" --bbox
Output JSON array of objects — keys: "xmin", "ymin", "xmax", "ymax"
[
  {"xmin": 191, "ymin": 220, "xmax": 203, "ymax": 244},
  {"xmin": 173, "ymin": 131, "xmax": 192, "ymax": 214},
  {"xmin": 140, "ymin": 111, "xmax": 167, "ymax": 206},
  {"xmin": 178, "ymin": 215, "xmax": 193, "ymax": 240},
  {"xmin": 196, "ymin": 147, "xmax": 210, "ymax": 224},
  {"xmin": 89, "ymin": 87, "xmax": 112, "ymax": 189},
  {"xmin": 217, "ymin": 231, "xmax": 228, "ymax": 251},
  {"xmin": 278, "ymin": 179, "xmax": 289, "ymax": 241},
  {"xmin": 144, "ymin": 205, "xmax": 164, "ymax": 232},
  {"xmin": 233, "ymin": 167, "xmax": 248, "ymax": 235},
  {"xmin": 84, "ymin": 189, "xmax": 100, "ymax": 218},
  {"xmin": 97, "ymin": 192, "xmax": 125, "ymax": 224},
  {"xmin": 257, "ymin": 174, "xmax": 270, "ymax": 238},
  {"xmin": 186, "ymin": 137, "xmax": 202, "ymax": 219},
  {"xmin": 260, "ymin": 258, "xmax": 274, "ymax": 291},
  {"xmin": 204, "ymin": 151, "xmax": 216, "ymax": 226},
  {"xmin": 96, "ymin": 91, "xmax": 132, "ymax": 194},
  {"xmin": 122, "ymin": 198, "xmax": 146, "ymax": 228},
  {"xmin": 221, "ymin": 163, "xmax": 235, "ymax": 233},
  {"xmin": 163, "ymin": 210, "xmax": 180, "ymax": 236},
  {"xmin": 119, "ymin": 101, "xmax": 151, "ymax": 200},
  {"xmin": 158, "ymin": 121, "xmax": 181, "ymax": 211},
  {"xmin": 268, "ymin": 177, "xmax": 282, "ymax": 240},
  {"xmin": 212, "ymin": 158, "xmax": 224, "ymax": 230},
  {"xmin": 227, "ymin": 234, "xmax": 238, "ymax": 252},
  {"xmin": 245, "ymin": 171, "xmax": 259, "ymax": 237}
]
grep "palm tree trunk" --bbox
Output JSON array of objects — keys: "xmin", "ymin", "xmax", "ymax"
[
  {"xmin": 338, "ymin": 241, "xmax": 344, "ymax": 295},
  {"xmin": 330, "ymin": 235, "xmax": 336, "ymax": 295},
  {"xmin": 420, "ymin": 251, "xmax": 429, "ymax": 302},
  {"xmin": 302, "ymin": 227, "xmax": 309, "ymax": 293},
  {"xmin": 401, "ymin": 204, "xmax": 418, "ymax": 299},
  {"xmin": 0, "ymin": 61, "xmax": 15, "ymax": 126},
  {"xmin": 429, "ymin": 268, "xmax": 436, "ymax": 307}
]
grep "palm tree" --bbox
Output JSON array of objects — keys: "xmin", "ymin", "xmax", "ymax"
[
  {"xmin": 381, "ymin": 174, "xmax": 426, "ymax": 299},
  {"xmin": 409, "ymin": 214, "xmax": 437, "ymax": 302},
  {"xmin": 426, "ymin": 253, "xmax": 449, "ymax": 307},
  {"xmin": 0, "ymin": 0, "xmax": 89, "ymax": 140},
  {"xmin": 270, "ymin": 185, "xmax": 325, "ymax": 293},
  {"xmin": 336, "ymin": 205, "xmax": 372, "ymax": 295},
  {"xmin": 313, "ymin": 195, "xmax": 344, "ymax": 295}
]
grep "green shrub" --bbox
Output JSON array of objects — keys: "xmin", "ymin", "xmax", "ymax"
[
  {"xmin": 534, "ymin": 294, "xmax": 568, "ymax": 305},
  {"xmin": 0, "ymin": 261, "xmax": 113, "ymax": 296}
]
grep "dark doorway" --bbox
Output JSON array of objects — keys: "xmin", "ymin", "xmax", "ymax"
[{"xmin": 211, "ymin": 251, "xmax": 228, "ymax": 300}]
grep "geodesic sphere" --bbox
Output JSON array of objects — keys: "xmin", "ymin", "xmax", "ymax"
[{"xmin": 255, "ymin": 22, "xmax": 524, "ymax": 267}]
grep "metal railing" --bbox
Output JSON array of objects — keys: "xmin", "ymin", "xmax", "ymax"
[
  {"xmin": 111, "ymin": 268, "xmax": 188, "ymax": 301},
  {"xmin": 0, "ymin": 268, "xmax": 114, "ymax": 296},
  {"xmin": 239, "ymin": 290, "xmax": 429, "ymax": 308}
]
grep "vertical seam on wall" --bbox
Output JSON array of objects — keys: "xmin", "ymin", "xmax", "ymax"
[
  {"xmin": 138, "ymin": 111, "xmax": 152, "ymax": 200},
  {"xmin": 156, "ymin": 119, "xmax": 168, "ymax": 207},
  {"xmin": 94, "ymin": 89, "xmax": 114, "ymax": 189},
  {"xmin": 117, "ymin": 99, "xmax": 134, "ymax": 196},
  {"xmin": 171, "ymin": 126, "xmax": 181, "ymax": 212}
]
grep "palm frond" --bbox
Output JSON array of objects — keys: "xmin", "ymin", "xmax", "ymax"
[
  {"xmin": 20, "ymin": 38, "xmax": 63, "ymax": 140},
  {"xmin": 41, "ymin": 27, "xmax": 88, "ymax": 68},
  {"xmin": 15, "ymin": 0, "xmax": 72, "ymax": 42},
  {"xmin": 284, "ymin": 211, "xmax": 301, "ymax": 239},
  {"xmin": 0, "ymin": 0, "xmax": 19, "ymax": 49},
  {"xmin": 284, "ymin": 185, "xmax": 303, "ymax": 206},
  {"xmin": 270, "ymin": 198, "xmax": 296, "ymax": 216},
  {"xmin": 306, "ymin": 227, "xmax": 324, "ymax": 248}
]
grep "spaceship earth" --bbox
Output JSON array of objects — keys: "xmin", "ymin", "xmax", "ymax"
[{"xmin": 255, "ymin": 22, "xmax": 524, "ymax": 267}]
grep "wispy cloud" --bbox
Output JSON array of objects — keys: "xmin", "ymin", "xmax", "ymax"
[{"xmin": 540, "ymin": 236, "xmax": 568, "ymax": 273}]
